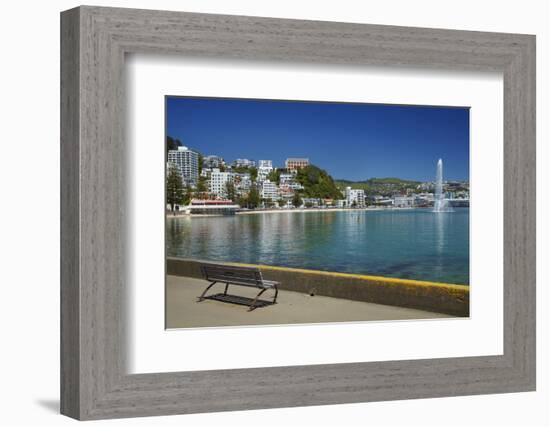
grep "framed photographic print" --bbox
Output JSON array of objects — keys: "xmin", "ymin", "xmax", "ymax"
[
  {"xmin": 164, "ymin": 96, "xmax": 471, "ymax": 329},
  {"xmin": 61, "ymin": 6, "xmax": 536, "ymax": 420}
]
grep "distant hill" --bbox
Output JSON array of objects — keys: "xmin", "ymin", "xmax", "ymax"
[
  {"xmin": 295, "ymin": 165, "xmax": 344, "ymax": 199},
  {"xmin": 335, "ymin": 177, "xmax": 421, "ymax": 196}
]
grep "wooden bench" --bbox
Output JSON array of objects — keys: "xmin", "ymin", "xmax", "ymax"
[{"xmin": 198, "ymin": 263, "xmax": 279, "ymax": 311}]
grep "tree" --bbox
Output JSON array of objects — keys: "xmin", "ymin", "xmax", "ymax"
[
  {"xmin": 198, "ymin": 153, "xmax": 204, "ymax": 175},
  {"xmin": 249, "ymin": 167, "xmax": 258, "ymax": 182},
  {"xmin": 278, "ymin": 199, "xmax": 287, "ymax": 208},
  {"xmin": 267, "ymin": 169, "xmax": 281, "ymax": 184},
  {"xmin": 166, "ymin": 163, "xmax": 185, "ymax": 213},
  {"xmin": 292, "ymin": 192, "xmax": 303, "ymax": 208},
  {"xmin": 196, "ymin": 176, "xmax": 208, "ymax": 198},
  {"xmin": 225, "ymin": 181, "xmax": 236, "ymax": 201},
  {"xmin": 183, "ymin": 184, "xmax": 193, "ymax": 205},
  {"xmin": 295, "ymin": 164, "xmax": 343, "ymax": 200},
  {"xmin": 166, "ymin": 136, "xmax": 182, "ymax": 153},
  {"xmin": 247, "ymin": 187, "xmax": 260, "ymax": 209},
  {"xmin": 236, "ymin": 195, "xmax": 248, "ymax": 208}
]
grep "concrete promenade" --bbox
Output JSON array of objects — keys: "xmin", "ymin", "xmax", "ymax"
[
  {"xmin": 167, "ymin": 258, "xmax": 470, "ymax": 317},
  {"xmin": 166, "ymin": 275, "xmax": 451, "ymax": 329}
]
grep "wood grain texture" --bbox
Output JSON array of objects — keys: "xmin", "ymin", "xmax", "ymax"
[
  {"xmin": 60, "ymin": 6, "xmax": 536, "ymax": 420},
  {"xmin": 60, "ymin": 7, "xmax": 80, "ymax": 419}
]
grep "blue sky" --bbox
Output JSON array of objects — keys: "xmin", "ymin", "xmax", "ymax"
[{"xmin": 166, "ymin": 96, "xmax": 469, "ymax": 182}]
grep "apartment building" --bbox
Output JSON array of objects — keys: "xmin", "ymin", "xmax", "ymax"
[{"xmin": 167, "ymin": 146, "xmax": 199, "ymax": 186}]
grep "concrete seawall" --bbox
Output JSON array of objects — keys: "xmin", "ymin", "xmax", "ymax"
[{"xmin": 167, "ymin": 257, "xmax": 469, "ymax": 317}]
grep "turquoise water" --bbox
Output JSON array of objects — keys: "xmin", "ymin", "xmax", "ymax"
[{"xmin": 166, "ymin": 208, "xmax": 469, "ymax": 284}]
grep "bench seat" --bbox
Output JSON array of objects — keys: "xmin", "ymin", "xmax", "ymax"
[{"xmin": 198, "ymin": 263, "xmax": 279, "ymax": 311}]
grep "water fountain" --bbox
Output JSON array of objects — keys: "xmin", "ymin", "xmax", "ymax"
[{"xmin": 433, "ymin": 158, "xmax": 453, "ymax": 212}]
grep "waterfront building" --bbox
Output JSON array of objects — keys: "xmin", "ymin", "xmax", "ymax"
[
  {"xmin": 167, "ymin": 146, "xmax": 199, "ymax": 186},
  {"xmin": 203, "ymin": 155, "xmax": 225, "ymax": 169},
  {"xmin": 417, "ymin": 192, "xmax": 435, "ymax": 201},
  {"xmin": 233, "ymin": 158, "xmax": 256, "ymax": 168},
  {"xmin": 186, "ymin": 199, "xmax": 240, "ymax": 215},
  {"xmin": 414, "ymin": 193, "xmax": 434, "ymax": 207},
  {"xmin": 373, "ymin": 196, "xmax": 393, "ymax": 206},
  {"xmin": 335, "ymin": 199, "xmax": 348, "ymax": 208},
  {"xmin": 209, "ymin": 168, "xmax": 234, "ymax": 198},
  {"xmin": 285, "ymin": 158, "xmax": 309, "ymax": 172},
  {"xmin": 260, "ymin": 179, "xmax": 279, "ymax": 201},
  {"xmin": 302, "ymin": 198, "xmax": 321, "ymax": 207},
  {"xmin": 393, "ymin": 195, "xmax": 415, "ymax": 208},
  {"xmin": 345, "ymin": 186, "xmax": 365, "ymax": 207},
  {"xmin": 257, "ymin": 160, "xmax": 273, "ymax": 182}
]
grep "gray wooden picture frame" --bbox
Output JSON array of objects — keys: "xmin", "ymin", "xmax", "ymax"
[{"xmin": 60, "ymin": 5, "xmax": 536, "ymax": 420}]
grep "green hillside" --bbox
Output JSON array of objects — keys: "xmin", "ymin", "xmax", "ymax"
[
  {"xmin": 295, "ymin": 165, "xmax": 343, "ymax": 199},
  {"xmin": 335, "ymin": 177, "xmax": 421, "ymax": 196}
]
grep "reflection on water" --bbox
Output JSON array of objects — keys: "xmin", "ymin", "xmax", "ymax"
[{"xmin": 166, "ymin": 208, "xmax": 470, "ymax": 284}]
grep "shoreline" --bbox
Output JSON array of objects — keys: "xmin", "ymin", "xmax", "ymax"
[
  {"xmin": 166, "ymin": 206, "xmax": 427, "ymax": 218},
  {"xmin": 236, "ymin": 206, "xmax": 412, "ymax": 215}
]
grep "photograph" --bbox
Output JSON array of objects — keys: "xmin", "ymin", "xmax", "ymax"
[{"xmin": 164, "ymin": 96, "xmax": 470, "ymax": 328}]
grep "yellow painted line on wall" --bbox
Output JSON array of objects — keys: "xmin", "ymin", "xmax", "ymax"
[
  {"xmin": 228, "ymin": 261, "xmax": 469, "ymax": 292},
  {"xmin": 167, "ymin": 257, "xmax": 469, "ymax": 292}
]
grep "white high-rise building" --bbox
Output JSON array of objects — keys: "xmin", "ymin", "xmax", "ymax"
[
  {"xmin": 257, "ymin": 160, "xmax": 273, "ymax": 182},
  {"xmin": 167, "ymin": 146, "xmax": 199, "ymax": 186},
  {"xmin": 345, "ymin": 186, "xmax": 365, "ymax": 207},
  {"xmin": 209, "ymin": 168, "xmax": 234, "ymax": 198},
  {"xmin": 257, "ymin": 160, "xmax": 272, "ymax": 169},
  {"xmin": 202, "ymin": 155, "xmax": 224, "ymax": 169},
  {"xmin": 260, "ymin": 180, "xmax": 278, "ymax": 201},
  {"xmin": 233, "ymin": 158, "xmax": 256, "ymax": 168}
]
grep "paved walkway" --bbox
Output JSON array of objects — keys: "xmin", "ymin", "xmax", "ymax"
[{"xmin": 166, "ymin": 275, "xmax": 451, "ymax": 328}]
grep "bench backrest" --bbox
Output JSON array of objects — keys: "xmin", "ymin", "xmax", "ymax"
[{"xmin": 201, "ymin": 264, "xmax": 264, "ymax": 287}]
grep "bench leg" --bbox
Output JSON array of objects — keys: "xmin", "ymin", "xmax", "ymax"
[
  {"xmin": 224, "ymin": 283, "xmax": 229, "ymax": 295},
  {"xmin": 248, "ymin": 288, "xmax": 268, "ymax": 311},
  {"xmin": 198, "ymin": 281, "xmax": 218, "ymax": 302},
  {"xmin": 248, "ymin": 287, "xmax": 278, "ymax": 311}
]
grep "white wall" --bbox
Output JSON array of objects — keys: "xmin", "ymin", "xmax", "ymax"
[{"xmin": 0, "ymin": 0, "xmax": 547, "ymax": 425}]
